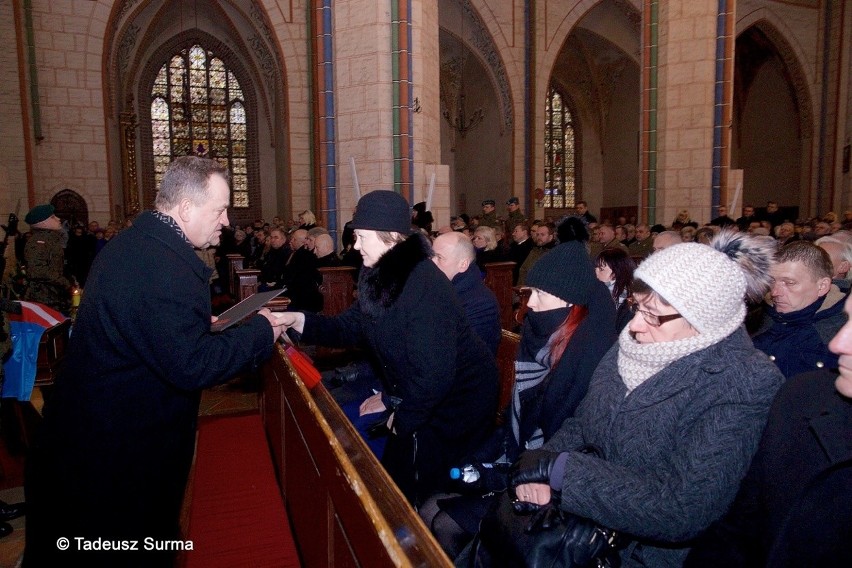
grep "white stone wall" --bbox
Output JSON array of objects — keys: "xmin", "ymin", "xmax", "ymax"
[{"xmin": 28, "ymin": 0, "xmax": 112, "ymax": 226}]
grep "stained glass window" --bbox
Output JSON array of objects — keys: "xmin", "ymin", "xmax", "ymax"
[
  {"xmin": 544, "ymin": 87, "xmax": 577, "ymax": 208},
  {"xmin": 150, "ymin": 44, "xmax": 249, "ymax": 208}
]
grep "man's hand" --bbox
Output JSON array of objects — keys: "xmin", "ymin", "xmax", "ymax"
[{"xmin": 258, "ymin": 308, "xmax": 287, "ymax": 341}]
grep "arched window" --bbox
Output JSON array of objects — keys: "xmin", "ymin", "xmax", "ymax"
[
  {"xmin": 150, "ymin": 44, "xmax": 249, "ymax": 208},
  {"xmin": 544, "ymin": 87, "xmax": 578, "ymax": 208}
]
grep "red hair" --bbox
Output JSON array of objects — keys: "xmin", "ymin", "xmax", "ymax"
[{"xmin": 549, "ymin": 304, "xmax": 588, "ymax": 367}]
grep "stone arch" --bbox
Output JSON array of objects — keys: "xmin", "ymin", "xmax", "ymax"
[
  {"xmin": 441, "ymin": 0, "xmax": 515, "ymax": 133},
  {"xmin": 544, "ymin": 1, "xmax": 641, "ymax": 215},
  {"xmin": 135, "ymin": 31, "xmax": 263, "ymax": 218},
  {"xmin": 735, "ymin": 18, "xmax": 814, "ymax": 141},
  {"xmin": 51, "ymin": 189, "xmax": 89, "ymax": 227},
  {"xmin": 103, "ymin": 0, "xmax": 290, "ymax": 223},
  {"xmin": 733, "ymin": 21, "xmax": 812, "ymax": 212}
]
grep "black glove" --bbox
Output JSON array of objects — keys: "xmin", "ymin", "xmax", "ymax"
[
  {"xmin": 509, "ymin": 449, "xmax": 559, "ymax": 489},
  {"xmin": 1, "ymin": 214, "xmax": 18, "ymax": 237},
  {"xmin": 524, "ymin": 502, "xmax": 565, "ymax": 533}
]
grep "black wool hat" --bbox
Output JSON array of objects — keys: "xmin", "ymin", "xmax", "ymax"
[
  {"xmin": 525, "ymin": 241, "xmax": 596, "ymax": 306},
  {"xmin": 350, "ymin": 190, "xmax": 412, "ymax": 234},
  {"xmin": 482, "ymin": 199, "xmax": 496, "ymax": 207},
  {"xmin": 25, "ymin": 204, "xmax": 55, "ymax": 225},
  {"xmin": 506, "ymin": 196, "xmax": 520, "ymax": 205}
]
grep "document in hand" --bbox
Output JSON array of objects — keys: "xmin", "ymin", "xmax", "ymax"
[{"xmin": 210, "ymin": 289, "xmax": 285, "ymax": 332}]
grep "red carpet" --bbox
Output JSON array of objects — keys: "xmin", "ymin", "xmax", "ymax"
[{"xmin": 184, "ymin": 413, "xmax": 300, "ymax": 567}]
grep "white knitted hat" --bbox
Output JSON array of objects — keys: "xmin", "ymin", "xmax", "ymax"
[{"xmin": 634, "ymin": 242, "xmax": 746, "ymax": 337}]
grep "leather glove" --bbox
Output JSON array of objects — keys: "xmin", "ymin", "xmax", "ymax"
[
  {"xmin": 509, "ymin": 449, "xmax": 559, "ymax": 489},
  {"xmin": 1, "ymin": 214, "xmax": 18, "ymax": 237},
  {"xmin": 524, "ymin": 502, "xmax": 565, "ymax": 533}
]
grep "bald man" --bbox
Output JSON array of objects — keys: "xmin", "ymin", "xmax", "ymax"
[
  {"xmin": 314, "ymin": 233, "xmax": 341, "ymax": 268},
  {"xmin": 432, "ymin": 232, "xmax": 501, "ymax": 354},
  {"xmin": 653, "ymin": 230, "xmax": 682, "ymax": 253}
]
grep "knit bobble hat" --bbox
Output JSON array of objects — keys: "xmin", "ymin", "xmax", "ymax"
[
  {"xmin": 350, "ymin": 190, "xmax": 412, "ymax": 234},
  {"xmin": 634, "ymin": 242, "xmax": 746, "ymax": 337},
  {"xmin": 525, "ymin": 241, "xmax": 596, "ymax": 306}
]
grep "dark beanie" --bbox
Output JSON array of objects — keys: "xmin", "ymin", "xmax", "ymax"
[
  {"xmin": 25, "ymin": 204, "xmax": 55, "ymax": 225},
  {"xmin": 350, "ymin": 190, "xmax": 412, "ymax": 233},
  {"xmin": 525, "ymin": 241, "xmax": 596, "ymax": 305}
]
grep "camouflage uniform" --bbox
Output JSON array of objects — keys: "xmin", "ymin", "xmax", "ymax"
[
  {"xmin": 628, "ymin": 236, "xmax": 654, "ymax": 259},
  {"xmin": 479, "ymin": 210, "xmax": 500, "ymax": 229},
  {"xmin": 506, "ymin": 209, "xmax": 526, "ymax": 231},
  {"xmin": 24, "ymin": 228, "xmax": 69, "ymax": 313}
]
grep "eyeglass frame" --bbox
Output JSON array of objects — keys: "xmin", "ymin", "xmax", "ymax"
[{"xmin": 626, "ymin": 296, "xmax": 684, "ymax": 327}]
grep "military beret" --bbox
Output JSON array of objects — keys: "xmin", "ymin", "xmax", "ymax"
[
  {"xmin": 482, "ymin": 199, "xmax": 496, "ymax": 207},
  {"xmin": 25, "ymin": 204, "xmax": 55, "ymax": 225},
  {"xmin": 506, "ymin": 197, "xmax": 520, "ymax": 205}
]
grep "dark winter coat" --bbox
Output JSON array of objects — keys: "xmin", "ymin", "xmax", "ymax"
[
  {"xmin": 753, "ymin": 285, "xmax": 848, "ymax": 378},
  {"xmin": 508, "ymin": 238, "xmax": 534, "ymax": 284},
  {"xmin": 686, "ymin": 369, "xmax": 852, "ymax": 567},
  {"xmin": 300, "ymin": 233, "xmax": 498, "ymax": 504},
  {"xmin": 25, "ymin": 211, "xmax": 274, "ymax": 567},
  {"xmin": 258, "ymin": 245, "xmax": 289, "ymax": 287},
  {"xmin": 283, "ymin": 246, "xmax": 321, "ymax": 311},
  {"xmin": 543, "ymin": 327, "xmax": 784, "ymax": 567},
  {"xmin": 451, "ymin": 263, "xmax": 501, "ymax": 355},
  {"xmin": 510, "ymin": 281, "xmax": 616, "ymax": 457}
]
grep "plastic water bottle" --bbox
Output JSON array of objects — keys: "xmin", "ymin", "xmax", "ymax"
[{"xmin": 449, "ymin": 464, "xmax": 480, "ymax": 484}]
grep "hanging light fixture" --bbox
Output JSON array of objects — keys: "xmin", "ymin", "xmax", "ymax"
[{"xmin": 443, "ymin": 0, "xmax": 484, "ymax": 137}]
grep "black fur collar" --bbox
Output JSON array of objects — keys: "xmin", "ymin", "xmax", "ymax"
[{"xmin": 359, "ymin": 232, "xmax": 432, "ymax": 317}]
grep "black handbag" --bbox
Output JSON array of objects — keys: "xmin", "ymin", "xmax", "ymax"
[{"xmin": 472, "ymin": 446, "xmax": 623, "ymax": 568}]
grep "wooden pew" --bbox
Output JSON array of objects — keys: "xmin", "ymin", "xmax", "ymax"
[
  {"xmin": 226, "ymin": 253, "xmax": 244, "ymax": 296},
  {"xmin": 234, "ymin": 268, "xmax": 261, "ymax": 302},
  {"xmin": 318, "ymin": 266, "xmax": 356, "ymax": 316},
  {"xmin": 495, "ymin": 329, "xmax": 521, "ymax": 425},
  {"xmin": 484, "ymin": 261, "xmax": 516, "ymax": 330},
  {"xmin": 260, "ymin": 345, "xmax": 452, "ymax": 567}
]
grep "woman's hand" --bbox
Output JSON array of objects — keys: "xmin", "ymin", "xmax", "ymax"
[
  {"xmin": 514, "ymin": 482, "xmax": 551, "ymax": 506},
  {"xmin": 359, "ymin": 392, "xmax": 386, "ymax": 416},
  {"xmin": 269, "ymin": 311, "xmax": 305, "ymax": 334}
]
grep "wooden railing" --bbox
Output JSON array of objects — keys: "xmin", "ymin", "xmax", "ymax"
[{"xmin": 260, "ymin": 345, "xmax": 452, "ymax": 567}]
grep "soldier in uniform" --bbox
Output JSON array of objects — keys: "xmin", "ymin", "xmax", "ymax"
[
  {"xmin": 479, "ymin": 199, "xmax": 500, "ymax": 228},
  {"xmin": 23, "ymin": 204, "xmax": 69, "ymax": 313},
  {"xmin": 505, "ymin": 196, "xmax": 525, "ymax": 231}
]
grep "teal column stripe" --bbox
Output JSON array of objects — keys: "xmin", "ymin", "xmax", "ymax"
[{"xmin": 648, "ymin": 0, "xmax": 658, "ymax": 222}]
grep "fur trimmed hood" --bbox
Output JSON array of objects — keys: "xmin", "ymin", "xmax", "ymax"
[{"xmin": 358, "ymin": 232, "xmax": 433, "ymax": 317}]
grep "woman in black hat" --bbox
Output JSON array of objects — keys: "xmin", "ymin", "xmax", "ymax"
[{"xmin": 276, "ymin": 190, "xmax": 498, "ymax": 505}]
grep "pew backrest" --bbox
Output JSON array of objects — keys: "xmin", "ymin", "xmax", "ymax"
[
  {"xmin": 318, "ymin": 266, "xmax": 356, "ymax": 316},
  {"xmin": 496, "ymin": 329, "xmax": 520, "ymax": 424},
  {"xmin": 261, "ymin": 346, "xmax": 452, "ymax": 567},
  {"xmin": 484, "ymin": 261, "xmax": 516, "ymax": 330}
]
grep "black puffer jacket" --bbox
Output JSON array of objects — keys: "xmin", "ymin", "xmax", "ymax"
[{"xmin": 301, "ymin": 233, "xmax": 499, "ymax": 503}]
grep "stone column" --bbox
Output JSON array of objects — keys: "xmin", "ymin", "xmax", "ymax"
[
  {"xmin": 642, "ymin": 0, "xmax": 734, "ymax": 225},
  {"xmin": 318, "ymin": 0, "xmax": 448, "ymax": 231}
]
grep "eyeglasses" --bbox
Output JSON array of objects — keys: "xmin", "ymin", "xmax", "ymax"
[{"xmin": 627, "ymin": 297, "xmax": 683, "ymax": 327}]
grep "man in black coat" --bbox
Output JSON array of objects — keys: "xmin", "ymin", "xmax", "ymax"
[
  {"xmin": 432, "ymin": 231, "xmax": 501, "ymax": 355},
  {"xmin": 686, "ymin": 293, "xmax": 852, "ymax": 567},
  {"xmin": 508, "ymin": 222, "xmax": 534, "ymax": 285},
  {"xmin": 25, "ymin": 157, "xmax": 286, "ymax": 567}
]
